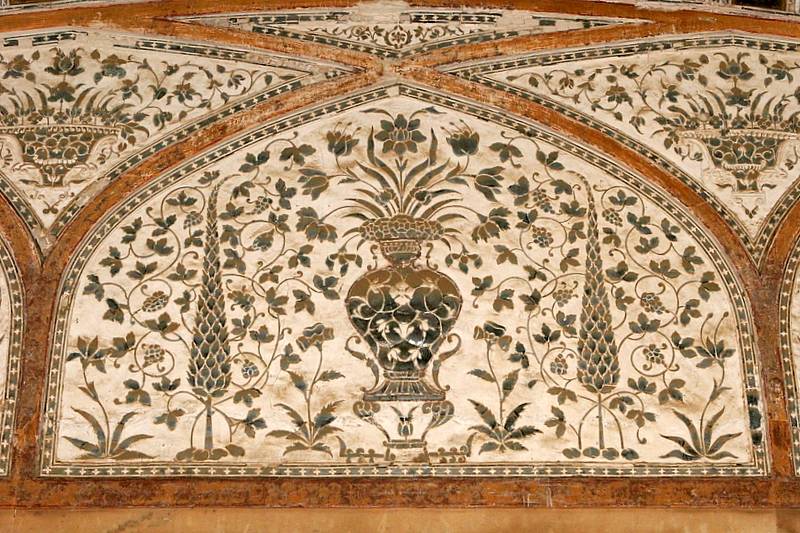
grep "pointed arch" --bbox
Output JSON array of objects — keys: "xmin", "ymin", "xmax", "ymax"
[
  {"xmin": 0, "ymin": 230, "xmax": 24, "ymax": 475},
  {"xmin": 39, "ymin": 83, "xmax": 767, "ymax": 477}
]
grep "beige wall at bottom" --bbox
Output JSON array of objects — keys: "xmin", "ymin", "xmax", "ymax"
[{"xmin": 0, "ymin": 508, "xmax": 797, "ymax": 533}]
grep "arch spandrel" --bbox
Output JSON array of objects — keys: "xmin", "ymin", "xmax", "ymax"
[
  {"xmin": 176, "ymin": 4, "xmax": 642, "ymax": 61},
  {"xmin": 41, "ymin": 84, "xmax": 767, "ymax": 477},
  {"xmin": 446, "ymin": 32, "xmax": 800, "ymax": 265},
  {"xmin": 0, "ymin": 28, "xmax": 354, "ymax": 253}
]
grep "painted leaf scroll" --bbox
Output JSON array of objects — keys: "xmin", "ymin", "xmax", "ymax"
[
  {"xmin": 448, "ymin": 33, "xmax": 800, "ymax": 264},
  {"xmin": 0, "ymin": 29, "xmax": 352, "ymax": 251},
  {"xmin": 41, "ymin": 85, "xmax": 766, "ymax": 477}
]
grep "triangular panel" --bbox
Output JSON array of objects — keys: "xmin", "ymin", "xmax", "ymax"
[
  {"xmin": 178, "ymin": 2, "xmax": 642, "ymax": 60},
  {"xmin": 0, "ymin": 29, "xmax": 354, "ymax": 251},
  {"xmin": 446, "ymin": 32, "xmax": 800, "ymax": 264}
]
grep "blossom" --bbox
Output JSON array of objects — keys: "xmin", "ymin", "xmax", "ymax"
[
  {"xmin": 375, "ymin": 114, "xmax": 426, "ymax": 155},
  {"xmin": 446, "ymin": 126, "xmax": 479, "ymax": 156},
  {"xmin": 326, "ymin": 128, "xmax": 359, "ymax": 157}
]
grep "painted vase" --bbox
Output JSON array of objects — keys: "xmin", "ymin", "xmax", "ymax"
[
  {"xmin": 0, "ymin": 124, "xmax": 121, "ymax": 186},
  {"xmin": 678, "ymin": 127, "xmax": 800, "ymax": 194},
  {"xmin": 345, "ymin": 215, "xmax": 462, "ymax": 402}
]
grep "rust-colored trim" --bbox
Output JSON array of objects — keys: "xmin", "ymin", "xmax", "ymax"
[{"xmin": 0, "ymin": 0, "xmax": 797, "ymax": 508}]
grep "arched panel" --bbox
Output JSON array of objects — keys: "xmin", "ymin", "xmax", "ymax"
[{"xmin": 40, "ymin": 84, "xmax": 766, "ymax": 478}]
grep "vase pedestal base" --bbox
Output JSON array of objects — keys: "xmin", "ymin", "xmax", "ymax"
[
  {"xmin": 385, "ymin": 438, "xmax": 428, "ymax": 463},
  {"xmin": 363, "ymin": 371, "xmax": 445, "ymax": 402}
]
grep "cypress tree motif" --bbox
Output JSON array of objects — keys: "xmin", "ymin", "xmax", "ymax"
[
  {"xmin": 576, "ymin": 177, "xmax": 619, "ymax": 448},
  {"xmin": 188, "ymin": 183, "xmax": 232, "ymax": 450}
]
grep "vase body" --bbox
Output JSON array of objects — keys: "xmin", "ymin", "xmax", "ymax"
[{"xmin": 345, "ymin": 238, "xmax": 462, "ymax": 402}]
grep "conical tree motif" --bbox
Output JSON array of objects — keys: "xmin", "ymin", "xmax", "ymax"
[
  {"xmin": 188, "ymin": 183, "xmax": 232, "ymax": 450},
  {"xmin": 576, "ymin": 178, "xmax": 619, "ymax": 397}
]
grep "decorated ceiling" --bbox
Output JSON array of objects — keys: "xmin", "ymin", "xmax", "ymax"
[{"xmin": 0, "ymin": 0, "xmax": 800, "ymax": 508}]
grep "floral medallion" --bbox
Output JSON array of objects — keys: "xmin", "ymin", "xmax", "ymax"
[{"xmin": 40, "ymin": 85, "xmax": 766, "ymax": 477}]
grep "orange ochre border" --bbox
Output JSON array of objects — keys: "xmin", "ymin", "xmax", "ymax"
[{"xmin": 0, "ymin": 0, "xmax": 798, "ymax": 507}]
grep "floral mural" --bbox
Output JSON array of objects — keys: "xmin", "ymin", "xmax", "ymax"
[
  {"xmin": 178, "ymin": 3, "xmax": 637, "ymax": 60},
  {"xmin": 447, "ymin": 34, "xmax": 800, "ymax": 264},
  {"xmin": 0, "ymin": 29, "xmax": 351, "ymax": 251},
  {"xmin": 40, "ymin": 86, "xmax": 766, "ymax": 477},
  {"xmin": 0, "ymin": 235, "xmax": 22, "ymax": 476}
]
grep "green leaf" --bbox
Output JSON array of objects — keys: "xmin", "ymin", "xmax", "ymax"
[
  {"xmin": 127, "ymin": 261, "xmax": 157, "ymax": 281},
  {"xmin": 707, "ymin": 432, "xmax": 742, "ymax": 456},
  {"xmin": 276, "ymin": 403, "xmax": 305, "ymax": 428},
  {"xmin": 287, "ymin": 371, "xmax": 307, "ymax": 392},
  {"xmin": 469, "ymin": 399, "xmax": 498, "ymax": 429},
  {"xmin": 63, "ymin": 436, "xmax": 102, "ymax": 458},
  {"xmin": 671, "ymin": 409, "xmax": 703, "ymax": 452},
  {"xmin": 501, "ymin": 369, "xmax": 519, "ymax": 400},
  {"xmin": 318, "ymin": 370, "xmax": 344, "ymax": 382},
  {"xmin": 468, "ymin": 368, "xmax": 494, "ymax": 383},
  {"xmin": 103, "ymin": 298, "xmax": 125, "ymax": 323},
  {"xmin": 73, "ymin": 408, "xmax": 106, "ymax": 454},
  {"xmin": 479, "ymin": 441, "xmax": 499, "ymax": 454},
  {"xmin": 504, "ymin": 403, "xmax": 528, "ymax": 432},
  {"xmin": 83, "ymin": 274, "xmax": 105, "ymax": 301}
]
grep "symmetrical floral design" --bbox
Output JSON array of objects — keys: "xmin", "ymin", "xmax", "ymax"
[
  {"xmin": 448, "ymin": 34, "xmax": 800, "ymax": 263},
  {"xmin": 40, "ymin": 86, "xmax": 766, "ymax": 477},
  {"xmin": 0, "ymin": 235, "xmax": 23, "ymax": 476},
  {"xmin": 179, "ymin": 4, "xmax": 636, "ymax": 59},
  {"xmin": 0, "ymin": 30, "xmax": 350, "ymax": 251}
]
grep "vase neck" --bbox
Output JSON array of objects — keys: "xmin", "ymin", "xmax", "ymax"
[{"xmin": 379, "ymin": 239, "xmax": 422, "ymax": 266}]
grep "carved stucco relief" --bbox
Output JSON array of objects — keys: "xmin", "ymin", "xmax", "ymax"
[
  {"xmin": 39, "ymin": 84, "xmax": 766, "ymax": 477},
  {"xmin": 446, "ymin": 33, "xmax": 800, "ymax": 264},
  {"xmin": 0, "ymin": 29, "xmax": 353, "ymax": 252}
]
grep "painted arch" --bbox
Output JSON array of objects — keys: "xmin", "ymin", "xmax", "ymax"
[
  {"xmin": 40, "ymin": 83, "xmax": 767, "ymax": 478},
  {"xmin": 0, "ymin": 234, "xmax": 23, "ymax": 476}
]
